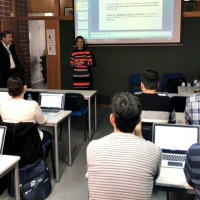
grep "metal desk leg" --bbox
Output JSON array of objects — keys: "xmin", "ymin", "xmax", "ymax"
[
  {"xmin": 14, "ymin": 163, "xmax": 20, "ymax": 200},
  {"xmin": 88, "ymin": 98, "xmax": 91, "ymax": 139},
  {"xmin": 94, "ymin": 94, "xmax": 97, "ymax": 131},
  {"xmin": 68, "ymin": 116, "xmax": 72, "ymax": 166},
  {"xmin": 54, "ymin": 124, "xmax": 59, "ymax": 182}
]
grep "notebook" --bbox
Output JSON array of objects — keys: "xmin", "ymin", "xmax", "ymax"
[
  {"xmin": 152, "ymin": 123, "xmax": 199, "ymax": 168},
  {"xmin": 0, "ymin": 126, "xmax": 7, "ymax": 156},
  {"xmin": 38, "ymin": 92, "xmax": 65, "ymax": 119}
]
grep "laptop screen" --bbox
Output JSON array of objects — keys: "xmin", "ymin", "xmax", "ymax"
[
  {"xmin": 39, "ymin": 93, "xmax": 64, "ymax": 109},
  {"xmin": 0, "ymin": 91, "xmax": 11, "ymax": 103},
  {"xmin": 0, "ymin": 126, "xmax": 7, "ymax": 155},
  {"xmin": 153, "ymin": 123, "xmax": 199, "ymax": 154}
]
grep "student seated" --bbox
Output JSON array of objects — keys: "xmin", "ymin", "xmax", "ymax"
[
  {"xmin": 86, "ymin": 92, "xmax": 162, "ymax": 200},
  {"xmin": 185, "ymin": 75, "xmax": 200, "ymax": 125},
  {"xmin": 0, "ymin": 75, "xmax": 51, "ymax": 145},
  {"xmin": 184, "ymin": 143, "xmax": 200, "ymax": 200},
  {"xmin": 136, "ymin": 69, "xmax": 176, "ymax": 124}
]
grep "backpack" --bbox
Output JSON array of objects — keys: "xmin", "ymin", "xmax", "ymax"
[
  {"xmin": 8, "ymin": 159, "xmax": 52, "ymax": 200},
  {"xmin": 166, "ymin": 77, "xmax": 186, "ymax": 93}
]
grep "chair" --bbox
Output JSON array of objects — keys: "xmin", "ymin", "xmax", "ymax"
[
  {"xmin": 60, "ymin": 93, "xmax": 88, "ymax": 141},
  {"xmin": 128, "ymin": 74, "xmax": 141, "ymax": 94},
  {"xmin": 141, "ymin": 122, "xmax": 154, "ymax": 141},
  {"xmin": 171, "ymin": 96, "xmax": 187, "ymax": 112},
  {"xmin": 42, "ymin": 140, "xmax": 56, "ymax": 178},
  {"xmin": 1, "ymin": 122, "xmax": 55, "ymax": 177},
  {"xmin": 161, "ymin": 73, "xmax": 186, "ymax": 93}
]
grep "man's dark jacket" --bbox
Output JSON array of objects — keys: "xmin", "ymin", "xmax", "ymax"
[{"xmin": 0, "ymin": 41, "xmax": 24, "ymax": 86}]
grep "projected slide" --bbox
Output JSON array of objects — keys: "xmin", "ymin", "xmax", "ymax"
[{"xmin": 74, "ymin": 0, "xmax": 182, "ymax": 45}]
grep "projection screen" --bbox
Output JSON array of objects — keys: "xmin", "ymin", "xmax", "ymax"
[{"xmin": 73, "ymin": 0, "xmax": 182, "ymax": 46}]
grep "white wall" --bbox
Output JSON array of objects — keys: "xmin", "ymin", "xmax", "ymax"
[{"xmin": 28, "ymin": 20, "xmax": 45, "ymax": 84}]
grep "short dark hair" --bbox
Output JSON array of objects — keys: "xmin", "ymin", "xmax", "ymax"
[
  {"xmin": 0, "ymin": 30, "xmax": 11, "ymax": 40},
  {"xmin": 111, "ymin": 92, "xmax": 142, "ymax": 133},
  {"xmin": 7, "ymin": 75, "xmax": 26, "ymax": 97},
  {"xmin": 141, "ymin": 69, "xmax": 159, "ymax": 90},
  {"xmin": 75, "ymin": 36, "xmax": 85, "ymax": 45}
]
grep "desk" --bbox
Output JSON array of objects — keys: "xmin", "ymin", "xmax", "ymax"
[
  {"xmin": 155, "ymin": 167, "xmax": 195, "ymax": 196},
  {"xmin": 176, "ymin": 112, "xmax": 185, "ymax": 124},
  {"xmin": 27, "ymin": 88, "xmax": 97, "ymax": 140},
  {"xmin": 0, "ymin": 155, "xmax": 20, "ymax": 200},
  {"xmin": 41, "ymin": 110, "xmax": 71, "ymax": 182}
]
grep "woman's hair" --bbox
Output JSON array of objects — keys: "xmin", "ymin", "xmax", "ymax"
[
  {"xmin": 7, "ymin": 75, "xmax": 26, "ymax": 97},
  {"xmin": 75, "ymin": 36, "xmax": 85, "ymax": 45}
]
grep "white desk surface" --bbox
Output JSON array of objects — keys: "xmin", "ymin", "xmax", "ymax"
[
  {"xmin": 44, "ymin": 110, "xmax": 71, "ymax": 125},
  {"xmin": 0, "ymin": 155, "xmax": 20, "ymax": 176},
  {"xmin": 156, "ymin": 167, "xmax": 193, "ymax": 191},
  {"xmin": 26, "ymin": 88, "xmax": 97, "ymax": 99}
]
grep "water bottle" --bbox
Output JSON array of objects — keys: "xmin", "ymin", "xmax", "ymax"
[
  {"xmin": 187, "ymin": 82, "xmax": 191, "ymax": 92},
  {"xmin": 194, "ymin": 79, "xmax": 198, "ymax": 89},
  {"xmin": 181, "ymin": 82, "xmax": 185, "ymax": 92},
  {"xmin": 27, "ymin": 94, "xmax": 32, "ymax": 101}
]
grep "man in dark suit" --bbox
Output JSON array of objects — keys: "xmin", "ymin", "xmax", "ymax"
[{"xmin": 0, "ymin": 30, "xmax": 24, "ymax": 87}]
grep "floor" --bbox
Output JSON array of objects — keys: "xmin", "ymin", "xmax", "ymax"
[{"xmin": 0, "ymin": 82, "xmax": 196, "ymax": 199}]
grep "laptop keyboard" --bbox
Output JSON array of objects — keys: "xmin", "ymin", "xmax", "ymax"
[
  {"xmin": 162, "ymin": 154, "xmax": 186, "ymax": 162},
  {"xmin": 42, "ymin": 109, "xmax": 59, "ymax": 113}
]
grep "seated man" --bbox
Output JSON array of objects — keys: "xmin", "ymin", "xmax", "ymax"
[
  {"xmin": 137, "ymin": 69, "xmax": 176, "ymax": 124},
  {"xmin": 184, "ymin": 143, "xmax": 200, "ymax": 200},
  {"xmin": 86, "ymin": 92, "xmax": 162, "ymax": 200},
  {"xmin": 184, "ymin": 79, "xmax": 200, "ymax": 124}
]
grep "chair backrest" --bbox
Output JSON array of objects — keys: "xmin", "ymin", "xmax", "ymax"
[
  {"xmin": 64, "ymin": 93, "xmax": 85, "ymax": 111},
  {"xmin": 161, "ymin": 73, "xmax": 186, "ymax": 92},
  {"xmin": 128, "ymin": 74, "xmax": 141, "ymax": 94},
  {"xmin": 171, "ymin": 96, "xmax": 187, "ymax": 112},
  {"xmin": 1, "ymin": 122, "xmax": 43, "ymax": 168},
  {"xmin": 166, "ymin": 77, "xmax": 187, "ymax": 93},
  {"xmin": 141, "ymin": 122, "xmax": 153, "ymax": 141}
]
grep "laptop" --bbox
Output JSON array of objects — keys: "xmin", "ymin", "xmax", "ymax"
[
  {"xmin": 0, "ymin": 91, "xmax": 11, "ymax": 103},
  {"xmin": 0, "ymin": 126, "xmax": 7, "ymax": 157},
  {"xmin": 38, "ymin": 92, "xmax": 65, "ymax": 119},
  {"xmin": 152, "ymin": 123, "xmax": 199, "ymax": 168}
]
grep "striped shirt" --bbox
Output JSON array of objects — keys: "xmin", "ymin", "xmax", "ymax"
[
  {"xmin": 87, "ymin": 132, "xmax": 162, "ymax": 200},
  {"xmin": 184, "ymin": 143, "xmax": 200, "ymax": 200},
  {"xmin": 70, "ymin": 49, "xmax": 93, "ymax": 89},
  {"xmin": 136, "ymin": 93, "xmax": 176, "ymax": 123},
  {"xmin": 185, "ymin": 93, "xmax": 200, "ymax": 125}
]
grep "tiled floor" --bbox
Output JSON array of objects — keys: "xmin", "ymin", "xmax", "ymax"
[{"xmin": 0, "ymin": 92, "xmax": 196, "ymax": 199}]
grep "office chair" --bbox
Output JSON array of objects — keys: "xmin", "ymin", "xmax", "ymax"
[
  {"xmin": 128, "ymin": 74, "xmax": 141, "ymax": 94},
  {"xmin": 60, "ymin": 93, "xmax": 88, "ymax": 141},
  {"xmin": 171, "ymin": 96, "xmax": 187, "ymax": 112},
  {"xmin": 161, "ymin": 73, "xmax": 186, "ymax": 93},
  {"xmin": 141, "ymin": 122, "xmax": 154, "ymax": 141},
  {"xmin": 42, "ymin": 139, "xmax": 56, "ymax": 178}
]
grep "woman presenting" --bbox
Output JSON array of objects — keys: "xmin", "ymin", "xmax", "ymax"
[{"xmin": 70, "ymin": 36, "xmax": 93, "ymax": 89}]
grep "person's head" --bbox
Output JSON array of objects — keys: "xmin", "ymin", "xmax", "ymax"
[
  {"xmin": 141, "ymin": 69, "xmax": 159, "ymax": 91},
  {"xmin": 75, "ymin": 36, "xmax": 85, "ymax": 50},
  {"xmin": 110, "ymin": 92, "xmax": 142, "ymax": 133},
  {"xmin": 0, "ymin": 30, "xmax": 12, "ymax": 46},
  {"xmin": 7, "ymin": 75, "xmax": 26, "ymax": 98}
]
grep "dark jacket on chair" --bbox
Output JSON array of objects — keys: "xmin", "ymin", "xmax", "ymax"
[{"xmin": 1, "ymin": 122, "xmax": 43, "ymax": 168}]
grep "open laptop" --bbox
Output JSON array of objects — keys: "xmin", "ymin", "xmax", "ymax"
[
  {"xmin": 152, "ymin": 123, "xmax": 199, "ymax": 168},
  {"xmin": 0, "ymin": 126, "xmax": 7, "ymax": 157},
  {"xmin": 0, "ymin": 91, "xmax": 11, "ymax": 103},
  {"xmin": 38, "ymin": 92, "xmax": 65, "ymax": 119}
]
